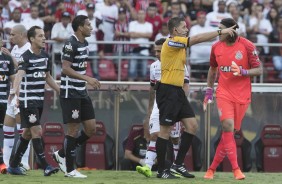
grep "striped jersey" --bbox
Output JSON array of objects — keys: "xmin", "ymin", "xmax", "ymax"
[
  {"xmin": 60, "ymin": 35, "xmax": 88, "ymax": 98},
  {"xmin": 0, "ymin": 53, "xmax": 15, "ymax": 108},
  {"xmin": 18, "ymin": 49, "xmax": 51, "ymax": 108},
  {"xmin": 150, "ymin": 59, "xmax": 189, "ymax": 86}
]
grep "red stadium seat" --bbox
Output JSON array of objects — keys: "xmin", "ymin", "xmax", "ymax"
[
  {"xmin": 98, "ymin": 59, "xmax": 117, "ymax": 80},
  {"xmin": 121, "ymin": 60, "xmax": 129, "ymax": 81},
  {"xmin": 86, "ymin": 62, "xmax": 93, "ymax": 77},
  {"xmin": 261, "ymin": 124, "xmax": 282, "ymax": 172},
  {"xmin": 183, "ymin": 147, "xmax": 193, "ymax": 170},
  {"xmin": 85, "ymin": 121, "xmax": 107, "ymax": 169},
  {"xmin": 221, "ymin": 130, "xmax": 244, "ymax": 172},
  {"xmin": 146, "ymin": 60, "xmax": 154, "ymax": 81},
  {"xmin": 130, "ymin": 124, "xmax": 143, "ymax": 132},
  {"xmin": 42, "ymin": 122, "xmax": 65, "ymax": 167}
]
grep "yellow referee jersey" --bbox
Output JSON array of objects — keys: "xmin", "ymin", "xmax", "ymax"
[{"xmin": 160, "ymin": 36, "xmax": 189, "ymax": 87}]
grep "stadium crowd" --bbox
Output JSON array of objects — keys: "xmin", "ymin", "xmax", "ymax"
[{"xmin": 0, "ymin": 0, "xmax": 281, "ymax": 81}]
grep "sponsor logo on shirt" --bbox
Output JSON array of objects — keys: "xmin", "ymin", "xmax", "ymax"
[
  {"xmin": 168, "ymin": 41, "xmax": 185, "ymax": 48},
  {"xmin": 220, "ymin": 65, "xmax": 243, "ymax": 72},
  {"xmin": 33, "ymin": 71, "xmax": 46, "ymax": 78},
  {"xmin": 78, "ymin": 61, "xmax": 87, "ymax": 68}
]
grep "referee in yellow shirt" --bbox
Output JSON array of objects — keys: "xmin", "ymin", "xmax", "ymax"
[{"xmin": 155, "ymin": 17, "xmax": 236, "ymax": 179}]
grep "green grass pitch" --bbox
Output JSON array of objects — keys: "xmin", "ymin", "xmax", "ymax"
[{"xmin": 0, "ymin": 170, "xmax": 282, "ymax": 184}]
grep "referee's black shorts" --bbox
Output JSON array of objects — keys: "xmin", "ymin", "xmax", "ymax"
[{"xmin": 156, "ymin": 82, "xmax": 195, "ymax": 126}]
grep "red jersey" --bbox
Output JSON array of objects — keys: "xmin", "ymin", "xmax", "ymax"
[{"xmin": 210, "ymin": 37, "xmax": 261, "ymax": 104}]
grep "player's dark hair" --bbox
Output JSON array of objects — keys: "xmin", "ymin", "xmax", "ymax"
[
  {"xmin": 155, "ymin": 38, "xmax": 166, "ymax": 46},
  {"xmin": 220, "ymin": 18, "xmax": 239, "ymax": 43},
  {"xmin": 168, "ymin": 17, "xmax": 185, "ymax": 34},
  {"xmin": 72, "ymin": 15, "xmax": 89, "ymax": 32},
  {"xmin": 27, "ymin": 26, "xmax": 42, "ymax": 42}
]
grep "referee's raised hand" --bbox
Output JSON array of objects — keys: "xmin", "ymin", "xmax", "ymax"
[
  {"xmin": 87, "ymin": 77, "xmax": 101, "ymax": 89},
  {"xmin": 221, "ymin": 25, "xmax": 237, "ymax": 37}
]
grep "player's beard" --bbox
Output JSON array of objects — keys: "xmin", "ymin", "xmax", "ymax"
[{"xmin": 226, "ymin": 32, "xmax": 238, "ymax": 43}]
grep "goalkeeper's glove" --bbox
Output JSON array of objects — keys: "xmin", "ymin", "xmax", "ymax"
[
  {"xmin": 203, "ymin": 87, "xmax": 213, "ymax": 112},
  {"xmin": 231, "ymin": 61, "xmax": 248, "ymax": 76}
]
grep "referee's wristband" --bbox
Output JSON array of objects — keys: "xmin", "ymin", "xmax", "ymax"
[{"xmin": 217, "ymin": 29, "xmax": 222, "ymax": 36}]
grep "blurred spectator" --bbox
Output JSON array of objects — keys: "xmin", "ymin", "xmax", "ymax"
[
  {"xmin": 114, "ymin": 7, "xmax": 130, "ymax": 55},
  {"xmin": 96, "ymin": 0, "xmax": 118, "ymax": 53},
  {"xmin": 8, "ymin": 0, "xmax": 21, "ymax": 12},
  {"xmin": 269, "ymin": 16, "xmax": 282, "ymax": 79},
  {"xmin": 21, "ymin": 5, "xmax": 44, "ymax": 30},
  {"xmin": 231, "ymin": 9, "xmax": 247, "ymax": 37},
  {"xmin": 135, "ymin": 0, "xmax": 163, "ymax": 15},
  {"xmin": 189, "ymin": 11, "xmax": 214, "ymax": 80},
  {"xmin": 154, "ymin": 21, "xmax": 169, "ymax": 41},
  {"xmin": 55, "ymin": 1, "xmax": 74, "ymax": 22},
  {"xmin": 118, "ymin": 0, "xmax": 137, "ymax": 20},
  {"xmin": 4, "ymin": 8, "xmax": 21, "ymax": 35},
  {"xmin": 273, "ymin": 0, "xmax": 282, "ymax": 15},
  {"xmin": 0, "ymin": 5, "xmax": 5, "ymax": 39},
  {"xmin": 18, "ymin": 0, "xmax": 30, "ymax": 21},
  {"xmin": 64, "ymin": 0, "xmax": 86, "ymax": 16},
  {"xmin": 262, "ymin": 0, "xmax": 272, "ymax": 19},
  {"xmin": 37, "ymin": 0, "xmax": 56, "ymax": 39},
  {"xmin": 145, "ymin": 2, "xmax": 162, "ymax": 41},
  {"xmin": 1, "ymin": 0, "xmax": 11, "ymax": 23},
  {"xmin": 267, "ymin": 7, "xmax": 280, "ymax": 28},
  {"xmin": 163, "ymin": 1, "xmax": 191, "ymax": 29},
  {"xmin": 85, "ymin": 3, "xmax": 104, "ymax": 79},
  {"xmin": 120, "ymin": 127, "xmax": 148, "ymax": 170},
  {"xmin": 249, "ymin": 3, "xmax": 272, "ymax": 54},
  {"xmin": 206, "ymin": 0, "xmax": 232, "ymax": 28},
  {"xmin": 227, "ymin": 1, "xmax": 238, "ymax": 15},
  {"xmin": 51, "ymin": 11, "xmax": 73, "ymax": 79},
  {"xmin": 128, "ymin": 10, "xmax": 152, "ymax": 81},
  {"xmin": 188, "ymin": 0, "xmax": 206, "ymax": 26},
  {"xmin": 201, "ymin": 0, "xmax": 213, "ymax": 13}
]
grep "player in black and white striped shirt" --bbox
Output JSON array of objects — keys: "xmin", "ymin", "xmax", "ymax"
[
  {"xmin": 53, "ymin": 15, "xmax": 100, "ymax": 178},
  {"xmin": 0, "ymin": 36, "xmax": 16, "ymax": 173},
  {"xmin": 7, "ymin": 26, "xmax": 60, "ymax": 176}
]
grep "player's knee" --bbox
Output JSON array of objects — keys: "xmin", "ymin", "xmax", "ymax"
[
  {"xmin": 84, "ymin": 127, "xmax": 96, "ymax": 137},
  {"xmin": 22, "ymin": 129, "xmax": 32, "ymax": 140},
  {"xmin": 221, "ymin": 120, "xmax": 234, "ymax": 132}
]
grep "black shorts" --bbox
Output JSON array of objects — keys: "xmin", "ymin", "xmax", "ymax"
[
  {"xmin": 156, "ymin": 82, "xmax": 195, "ymax": 126},
  {"xmin": 0, "ymin": 107, "xmax": 7, "ymax": 126},
  {"xmin": 20, "ymin": 107, "xmax": 43, "ymax": 128},
  {"xmin": 60, "ymin": 96, "xmax": 95, "ymax": 124}
]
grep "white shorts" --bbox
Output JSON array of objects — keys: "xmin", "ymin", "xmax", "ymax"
[
  {"xmin": 149, "ymin": 102, "xmax": 181, "ymax": 138},
  {"xmin": 6, "ymin": 95, "xmax": 20, "ymax": 118}
]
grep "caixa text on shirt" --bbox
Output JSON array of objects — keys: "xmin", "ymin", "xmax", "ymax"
[
  {"xmin": 78, "ymin": 61, "xmax": 87, "ymax": 68},
  {"xmin": 220, "ymin": 65, "xmax": 243, "ymax": 72},
  {"xmin": 33, "ymin": 71, "xmax": 46, "ymax": 78}
]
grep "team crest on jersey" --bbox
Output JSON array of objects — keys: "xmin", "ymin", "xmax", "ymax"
[
  {"xmin": 18, "ymin": 56, "xmax": 24, "ymax": 64},
  {"xmin": 235, "ymin": 51, "xmax": 243, "ymax": 60},
  {"xmin": 72, "ymin": 109, "xmax": 79, "ymax": 119},
  {"xmin": 28, "ymin": 114, "xmax": 37, "ymax": 123},
  {"xmin": 65, "ymin": 42, "xmax": 73, "ymax": 52},
  {"xmin": 2, "ymin": 62, "xmax": 8, "ymax": 70}
]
